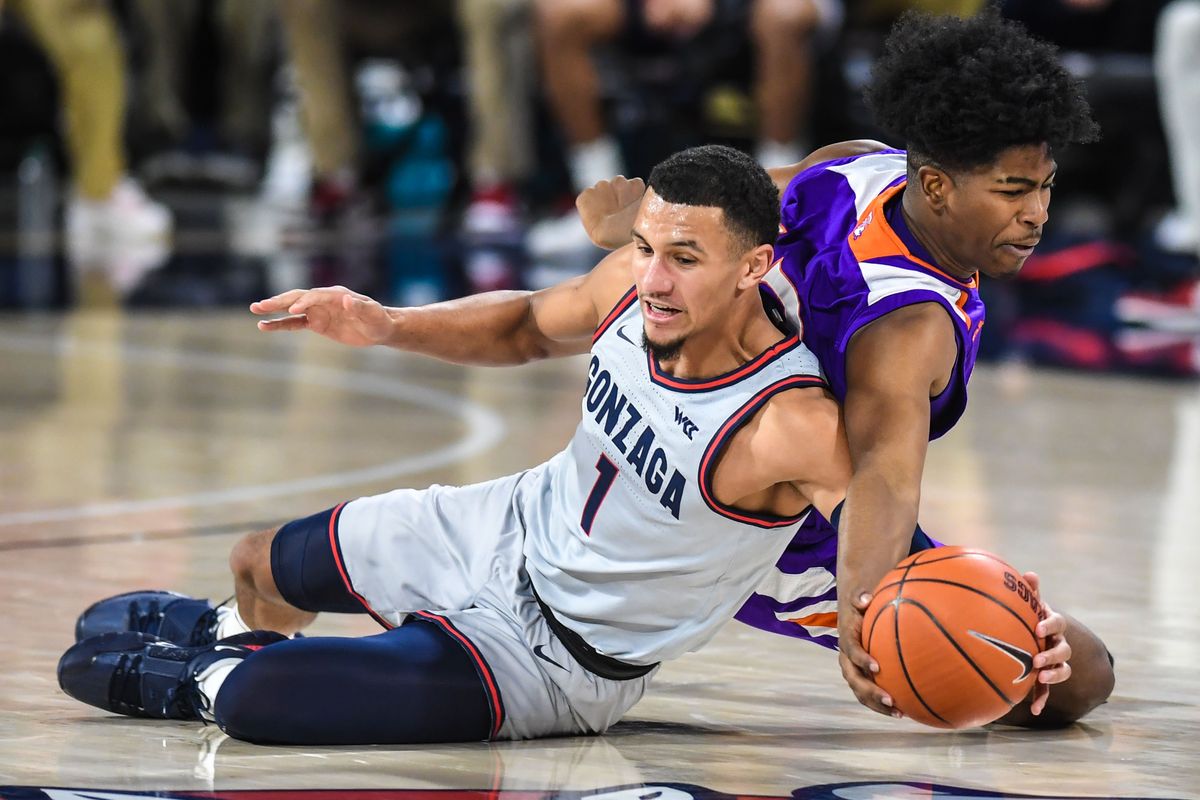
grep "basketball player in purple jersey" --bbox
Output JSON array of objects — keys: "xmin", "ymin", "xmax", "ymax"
[{"xmin": 577, "ymin": 10, "xmax": 1115, "ymax": 727}]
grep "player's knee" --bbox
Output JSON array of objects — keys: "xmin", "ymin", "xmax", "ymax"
[
  {"xmin": 229, "ymin": 528, "xmax": 277, "ymax": 594},
  {"xmin": 212, "ymin": 655, "xmax": 280, "ymax": 743}
]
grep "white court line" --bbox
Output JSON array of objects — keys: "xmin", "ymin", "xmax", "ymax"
[{"xmin": 0, "ymin": 334, "xmax": 507, "ymax": 526}]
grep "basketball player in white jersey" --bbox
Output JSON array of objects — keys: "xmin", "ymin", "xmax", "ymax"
[{"xmin": 58, "ymin": 145, "xmax": 1075, "ymax": 744}]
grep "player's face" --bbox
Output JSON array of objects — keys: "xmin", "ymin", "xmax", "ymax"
[
  {"xmin": 629, "ymin": 190, "xmax": 745, "ymax": 359},
  {"xmin": 943, "ymin": 144, "xmax": 1057, "ymax": 280}
]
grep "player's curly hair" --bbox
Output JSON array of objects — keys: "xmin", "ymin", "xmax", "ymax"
[
  {"xmin": 864, "ymin": 8, "xmax": 1099, "ymax": 173},
  {"xmin": 648, "ymin": 145, "xmax": 779, "ymax": 252}
]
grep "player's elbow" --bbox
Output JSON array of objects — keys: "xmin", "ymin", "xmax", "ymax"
[
  {"xmin": 1022, "ymin": 647, "xmax": 1115, "ymax": 730},
  {"xmin": 1050, "ymin": 651, "xmax": 1116, "ymax": 727}
]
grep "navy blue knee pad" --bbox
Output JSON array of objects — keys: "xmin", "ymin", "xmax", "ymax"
[{"xmin": 270, "ymin": 504, "xmax": 365, "ymax": 614}]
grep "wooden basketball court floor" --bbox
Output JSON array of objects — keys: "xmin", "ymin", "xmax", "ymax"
[{"xmin": 1, "ymin": 307, "xmax": 1198, "ymax": 800}]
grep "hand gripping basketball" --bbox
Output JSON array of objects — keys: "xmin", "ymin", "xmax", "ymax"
[{"xmin": 861, "ymin": 546, "xmax": 1048, "ymax": 728}]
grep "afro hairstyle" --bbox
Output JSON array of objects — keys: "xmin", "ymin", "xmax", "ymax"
[{"xmin": 864, "ymin": 7, "xmax": 1099, "ymax": 173}]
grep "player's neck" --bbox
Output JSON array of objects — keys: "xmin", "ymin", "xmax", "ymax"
[
  {"xmin": 655, "ymin": 304, "xmax": 784, "ymax": 381},
  {"xmin": 900, "ymin": 191, "xmax": 977, "ymax": 282}
]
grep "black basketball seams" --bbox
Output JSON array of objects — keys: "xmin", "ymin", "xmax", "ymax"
[
  {"xmin": 892, "ymin": 597, "xmax": 951, "ymax": 726},
  {"xmin": 905, "ymin": 549, "xmax": 1018, "ymax": 570},
  {"xmin": 898, "ymin": 596, "xmax": 1021, "ymax": 707},
  {"xmin": 872, "ymin": 576, "xmax": 1040, "ymax": 642}
]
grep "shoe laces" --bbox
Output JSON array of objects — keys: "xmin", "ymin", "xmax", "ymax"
[
  {"xmin": 108, "ymin": 652, "xmax": 149, "ymax": 716},
  {"xmin": 125, "ymin": 597, "xmax": 219, "ymax": 645},
  {"xmin": 127, "ymin": 598, "xmax": 165, "ymax": 635},
  {"xmin": 191, "ymin": 609, "xmax": 219, "ymax": 646},
  {"xmin": 106, "ymin": 649, "xmax": 195, "ymax": 718}
]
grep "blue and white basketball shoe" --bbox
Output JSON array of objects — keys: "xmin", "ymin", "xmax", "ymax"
[
  {"xmin": 57, "ymin": 630, "xmax": 285, "ymax": 719},
  {"xmin": 74, "ymin": 590, "xmax": 223, "ymax": 646}
]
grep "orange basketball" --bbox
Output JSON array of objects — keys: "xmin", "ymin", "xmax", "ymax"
[{"xmin": 861, "ymin": 546, "xmax": 1047, "ymax": 729}]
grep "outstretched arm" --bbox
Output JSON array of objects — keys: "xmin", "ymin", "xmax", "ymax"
[
  {"xmin": 250, "ymin": 245, "xmax": 638, "ymax": 366},
  {"xmin": 835, "ymin": 304, "xmax": 957, "ymax": 717}
]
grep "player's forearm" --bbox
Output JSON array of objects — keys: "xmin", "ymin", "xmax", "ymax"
[
  {"xmin": 835, "ymin": 470, "xmax": 921, "ymax": 607},
  {"xmin": 383, "ymin": 291, "xmax": 552, "ymax": 366}
]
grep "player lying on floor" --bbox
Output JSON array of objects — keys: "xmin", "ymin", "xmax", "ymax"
[
  {"xmin": 571, "ymin": 9, "xmax": 1115, "ymax": 728},
  {"xmin": 58, "ymin": 146, "xmax": 1111, "ymax": 745}
]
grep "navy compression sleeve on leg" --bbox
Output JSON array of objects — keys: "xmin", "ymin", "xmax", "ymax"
[{"xmin": 213, "ymin": 619, "xmax": 495, "ymax": 744}]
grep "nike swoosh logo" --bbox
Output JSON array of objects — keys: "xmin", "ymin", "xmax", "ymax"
[
  {"xmin": 969, "ymin": 630, "xmax": 1035, "ymax": 683},
  {"xmin": 533, "ymin": 644, "xmax": 568, "ymax": 671},
  {"xmin": 615, "ymin": 325, "xmax": 639, "ymax": 348}
]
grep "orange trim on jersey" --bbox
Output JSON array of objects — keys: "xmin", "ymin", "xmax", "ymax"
[
  {"xmin": 787, "ymin": 611, "xmax": 838, "ymax": 629},
  {"xmin": 648, "ymin": 333, "xmax": 801, "ymax": 391},
  {"xmin": 592, "ymin": 286, "xmax": 638, "ymax": 344},
  {"xmin": 954, "ymin": 288, "xmax": 973, "ymax": 329},
  {"xmin": 412, "ymin": 610, "xmax": 506, "ymax": 739},
  {"xmin": 847, "ymin": 182, "xmax": 978, "ymax": 290},
  {"xmin": 326, "ymin": 501, "xmax": 396, "ymax": 631}
]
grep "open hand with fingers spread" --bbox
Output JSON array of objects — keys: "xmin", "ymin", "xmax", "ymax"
[{"xmin": 250, "ymin": 286, "xmax": 395, "ymax": 348}]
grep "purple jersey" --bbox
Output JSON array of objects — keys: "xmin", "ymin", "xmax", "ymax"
[
  {"xmin": 763, "ymin": 149, "xmax": 986, "ymax": 439},
  {"xmin": 736, "ymin": 150, "xmax": 983, "ymax": 647}
]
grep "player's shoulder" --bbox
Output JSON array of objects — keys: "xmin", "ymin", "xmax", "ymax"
[
  {"xmin": 849, "ymin": 302, "xmax": 959, "ymax": 384},
  {"xmin": 752, "ymin": 384, "xmax": 839, "ymax": 450},
  {"xmin": 582, "ymin": 243, "xmax": 639, "ymax": 322}
]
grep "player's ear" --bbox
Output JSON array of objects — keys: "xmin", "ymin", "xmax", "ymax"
[
  {"xmin": 738, "ymin": 244, "xmax": 774, "ymax": 289},
  {"xmin": 918, "ymin": 165, "xmax": 950, "ymax": 212}
]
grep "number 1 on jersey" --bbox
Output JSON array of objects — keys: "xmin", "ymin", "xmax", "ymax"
[{"xmin": 581, "ymin": 454, "xmax": 618, "ymax": 535}]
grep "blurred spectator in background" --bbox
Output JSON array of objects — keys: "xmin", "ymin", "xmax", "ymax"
[
  {"xmin": 275, "ymin": 0, "xmax": 534, "ymax": 231},
  {"xmin": 458, "ymin": 0, "xmax": 536, "ymax": 236},
  {"xmin": 1153, "ymin": 0, "xmax": 1200, "ymax": 264},
  {"xmin": 5, "ymin": 0, "xmax": 171, "ymax": 249},
  {"xmin": 274, "ymin": 0, "xmax": 361, "ymax": 219},
  {"xmin": 529, "ymin": 0, "xmax": 843, "ymax": 258},
  {"xmin": 131, "ymin": 0, "xmax": 275, "ymax": 189}
]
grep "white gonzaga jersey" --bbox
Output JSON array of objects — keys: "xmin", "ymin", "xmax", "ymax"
[{"xmin": 522, "ymin": 287, "xmax": 826, "ymax": 664}]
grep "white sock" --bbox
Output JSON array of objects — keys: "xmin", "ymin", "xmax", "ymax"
[
  {"xmin": 568, "ymin": 136, "xmax": 623, "ymax": 193},
  {"xmin": 214, "ymin": 603, "xmax": 252, "ymax": 640},
  {"xmin": 193, "ymin": 658, "xmax": 244, "ymax": 723},
  {"xmin": 756, "ymin": 139, "xmax": 808, "ymax": 168}
]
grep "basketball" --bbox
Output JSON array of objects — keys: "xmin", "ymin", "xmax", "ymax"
[{"xmin": 861, "ymin": 546, "xmax": 1047, "ymax": 729}]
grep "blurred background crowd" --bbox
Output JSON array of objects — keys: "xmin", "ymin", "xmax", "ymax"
[{"xmin": 1, "ymin": 0, "xmax": 1198, "ymax": 376}]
